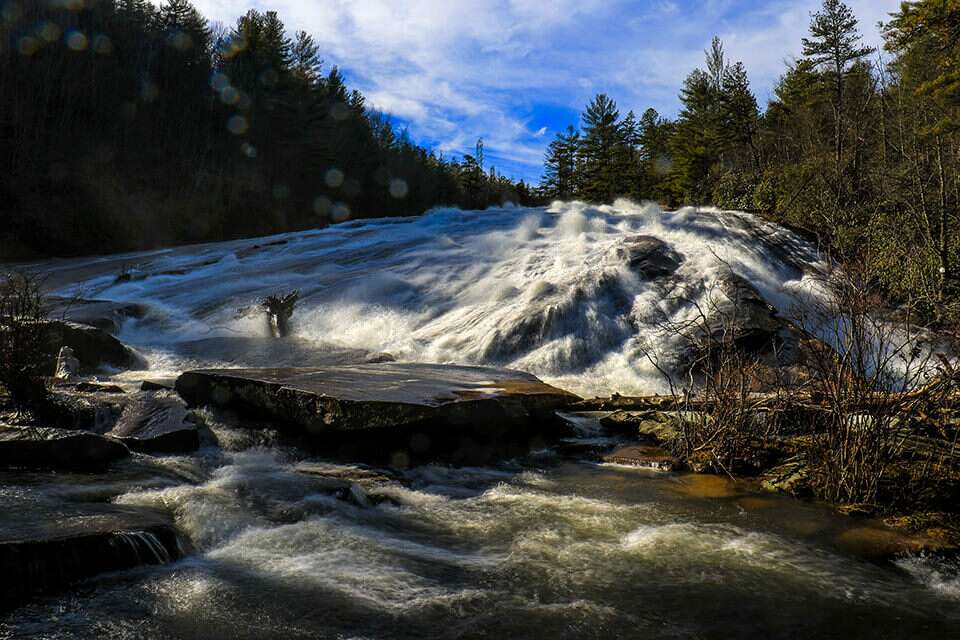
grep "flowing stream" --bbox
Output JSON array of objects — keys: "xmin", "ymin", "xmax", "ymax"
[{"xmin": 3, "ymin": 202, "xmax": 959, "ymax": 638}]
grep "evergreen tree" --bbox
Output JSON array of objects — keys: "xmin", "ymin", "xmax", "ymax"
[
  {"xmin": 802, "ymin": 0, "xmax": 875, "ymax": 169},
  {"xmin": 541, "ymin": 126, "xmax": 580, "ymax": 200},
  {"xmin": 579, "ymin": 93, "xmax": 623, "ymax": 202}
]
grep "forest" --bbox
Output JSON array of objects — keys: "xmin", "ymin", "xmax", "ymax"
[
  {"xmin": 0, "ymin": 0, "xmax": 534, "ymax": 258},
  {"xmin": 540, "ymin": 0, "xmax": 960, "ymax": 322}
]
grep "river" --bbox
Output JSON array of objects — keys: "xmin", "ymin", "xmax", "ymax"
[{"xmin": 2, "ymin": 202, "xmax": 958, "ymax": 638}]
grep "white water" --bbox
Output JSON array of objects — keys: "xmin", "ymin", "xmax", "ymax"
[{"xmin": 50, "ymin": 201, "xmax": 827, "ymax": 396}]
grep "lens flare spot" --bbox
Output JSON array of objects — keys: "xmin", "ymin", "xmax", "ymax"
[
  {"xmin": 331, "ymin": 202, "xmax": 351, "ymax": 222},
  {"xmin": 324, "ymin": 168, "xmax": 344, "ymax": 188},
  {"xmin": 227, "ymin": 115, "xmax": 248, "ymax": 135},
  {"xmin": 389, "ymin": 178, "xmax": 408, "ymax": 199},
  {"xmin": 65, "ymin": 30, "xmax": 87, "ymax": 51}
]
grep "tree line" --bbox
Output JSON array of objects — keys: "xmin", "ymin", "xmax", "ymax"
[
  {"xmin": 0, "ymin": 0, "xmax": 535, "ymax": 258},
  {"xmin": 540, "ymin": 0, "xmax": 960, "ymax": 320}
]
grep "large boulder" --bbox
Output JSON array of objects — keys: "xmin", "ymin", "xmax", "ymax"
[
  {"xmin": 0, "ymin": 426, "xmax": 130, "ymax": 471},
  {"xmin": 617, "ymin": 235, "xmax": 683, "ymax": 279},
  {"xmin": 175, "ymin": 363, "xmax": 579, "ymax": 464},
  {"xmin": 705, "ymin": 271, "xmax": 784, "ymax": 348},
  {"xmin": 41, "ymin": 320, "xmax": 147, "ymax": 372},
  {"xmin": 0, "ymin": 504, "xmax": 182, "ymax": 606},
  {"xmin": 109, "ymin": 392, "xmax": 200, "ymax": 454}
]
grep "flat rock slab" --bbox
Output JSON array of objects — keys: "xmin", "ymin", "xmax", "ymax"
[
  {"xmin": 109, "ymin": 392, "xmax": 200, "ymax": 454},
  {"xmin": 0, "ymin": 426, "xmax": 129, "ymax": 471},
  {"xmin": 0, "ymin": 504, "xmax": 182, "ymax": 607},
  {"xmin": 175, "ymin": 363, "xmax": 579, "ymax": 434},
  {"xmin": 603, "ymin": 445, "xmax": 678, "ymax": 471}
]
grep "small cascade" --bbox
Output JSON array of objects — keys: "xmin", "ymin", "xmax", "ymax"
[{"xmin": 111, "ymin": 530, "xmax": 178, "ymax": 565}]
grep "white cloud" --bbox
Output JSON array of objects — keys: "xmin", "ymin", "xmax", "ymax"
[{"xmin": 187, "ymin": 0, "xmax": 902, "ymax": 181}]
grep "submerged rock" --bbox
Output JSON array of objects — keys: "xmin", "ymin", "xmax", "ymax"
[
  {"xmin": 0, "ymin": 426, "xmax": 129, "ymax": 471},
  {"xmin": 109, "ymin": 392, "xmax": 200, "ymax": 454},
  {"xmin": 176, "ymin": 363, "xmax": 578, "ymax": 464},
  {"xmin": 0, "ymin": 504, "xmax": 182, "ymax": 607}
]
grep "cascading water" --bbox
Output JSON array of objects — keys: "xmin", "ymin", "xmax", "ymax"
[
  {"xmin": 5, "ymin": 202, "xmax": 959, "ymax": 639},
  {"xmin": 48, "ymin": 201, "xmax": 826, "ymax": 396}
]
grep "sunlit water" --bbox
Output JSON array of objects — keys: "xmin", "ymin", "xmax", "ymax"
[
  {"xmin": 5, "ymin": 203, "xmax": 959, "ymax": 638},
  {"xmin": 41, "ymin": 201, "xmax": 825, "ymax": 396},
  {"xmin": 2, "ymin": 440, "xmax": 959, "ymax": 639}
]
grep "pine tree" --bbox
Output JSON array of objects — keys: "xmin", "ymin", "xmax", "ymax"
[
  {"xmin": 541, "ymin": 125, "xmax": 580, "ymax": 200},
  {"xmin": 802, "ymin": 0, "xmax": 875, "ymax": 169},
  {"xmin": 579, "ymin": 93, "xmax": 623, "ymax": 202},
  {"xmin": 720, "ymin": 62, "xmax": 761, "ymax": 169}
]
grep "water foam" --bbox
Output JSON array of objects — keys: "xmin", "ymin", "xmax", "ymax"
[{"xmin": 49, "ymin": 201, "xmax": 828, "ymax": 396}]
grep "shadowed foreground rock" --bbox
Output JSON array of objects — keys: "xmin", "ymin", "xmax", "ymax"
[
  {"xmin": 176, "ymin": 363, "xmax": 579, "ymax": 464},
  {"xmin": 0, "ymin": 505, "xmax": 182, "ymax": 608},
  {"xmin": 0, "ymin": 426, "xmax": 129, "ymax": 471},
  {"xmin": 108, "ymin": 392, "xmax": 200, "ymax": 454},
  {"xmin": 41, "ymin": 320, "xmax": 147, "ymax": 372}
]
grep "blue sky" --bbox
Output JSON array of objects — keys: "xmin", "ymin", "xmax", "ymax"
[{"xmin": 191, "ymin": 0, "xmax": 901, "ymax": 183}]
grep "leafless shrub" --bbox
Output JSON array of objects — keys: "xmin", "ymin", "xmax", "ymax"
[
  {"xmin": 792, "ymin": 264, "xmax": 960, "ymax": 505},
  {"xmin": 0, "ymin": 271, "xmax": 50, "ymax": 416},
  {"xmin": 640, "ymin": 273, "xmax": 794, "ymax": 475}
]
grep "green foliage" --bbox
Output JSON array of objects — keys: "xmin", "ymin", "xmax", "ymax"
[
  {"xmin": 0, "ymin": 0, "xmax": 534, "ymax": 258},
  {"xmin": 538, "ymin": 0, "xmax": 960, "ymax": 320}
]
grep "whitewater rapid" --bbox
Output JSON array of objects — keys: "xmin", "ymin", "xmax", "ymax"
[{"xmin": 48, "ymin": 201, "xmax": 825, "ymax": 396}]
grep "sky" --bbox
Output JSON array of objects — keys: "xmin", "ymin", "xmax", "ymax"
[{"xmin": 189, "ymin": 0, "xmax": 903, "ymax": 183}]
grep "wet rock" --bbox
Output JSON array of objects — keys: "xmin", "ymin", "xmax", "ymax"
[
  {"xmin": 617, "ymin": 235, "xmax": 683, "ymax": 278},
  {"xmin": 602, "ymin": 445, "xmax": 678, "ymax": 471},
  {"xmin": 141, "ymin": 378, "xmax": 177, "ymax": 391},
  {"xmin": 74, "ymin": 382, "xmax": 125, "ymax": 394},
  {"xmin": 109, "ymin": 392, "xmax": 200, "ymax": 454},
  {"xmin": 0, "ymin": 426, "xmax": 129, "ymax": 471},
  {"xmin": 41, "ymin": 320, "xmax": 147, "ymax": 372},
  {"xmin": 760, "ymin": 457, "xmax": 811, "ymax": 496},
  {"xmin": 702, "ymin": 271, "xmax": 792, "ymax": 356},
  {"xmin": 176, "ymin": 364, "xmax": 579, "ymax": 464},
  {"xmin": 600, "ymin": 410, "xmax": 681, "ymax": 443},
  {"xmin": 0, "ymin": 504, "xmax": 182, "ymax": 606},
  {"xmin": 176, "ymin": 364, "xmax": 578, "ymax": 433},
  {"xmin": 47, "ymin": 297, "xmax": 149, "ymax": 334},
  {"xmin": 43, "ymin": 389, "xmax": 127, "ymax": 433}
]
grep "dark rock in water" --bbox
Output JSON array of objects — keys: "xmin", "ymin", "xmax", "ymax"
[
  {"xmin": 176, "ymin": 364, "xmax": 579, "ymax": 465},
  {"xmin": 600, "ymin": 410, "xmax": 681, "ymax": 444},
  {"xmin": 617, "ymin": 235, "xmax": 683, "ymax": 278},
  {"xmin": 704, "ymin": 271, "xmax": 787, "ymax": 353},
  {"xmin": 603, "ymin": 445, "xmax": 678, "ymax": 471},
  {"xmin": 109, "ymin": 392, "xmax": 200, "ymax": 454},
  {"xmin": 41, "ymin": 320, "xmax": 147, "ymax": 372},
  {"xmin": 74, "ymin": 382, "xmax": 125, "ymax": 394},
  {"xmin": 0, "ymin": 426, "xmax": 129, "ymax": 471},
  {"xmin": 46, "ymin": 297, "xmax": 149, "ymax": 334},
  {"xmin": 0, "ymin": 504, "xmax": 182, "ymax": 607},
  {"xmin": 44, "ymin": 389, "xmax": 127, "ymax": 433},
  {"xmin": 141, "ymin": 378, "xmax": 177, "ymax": 391}
]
